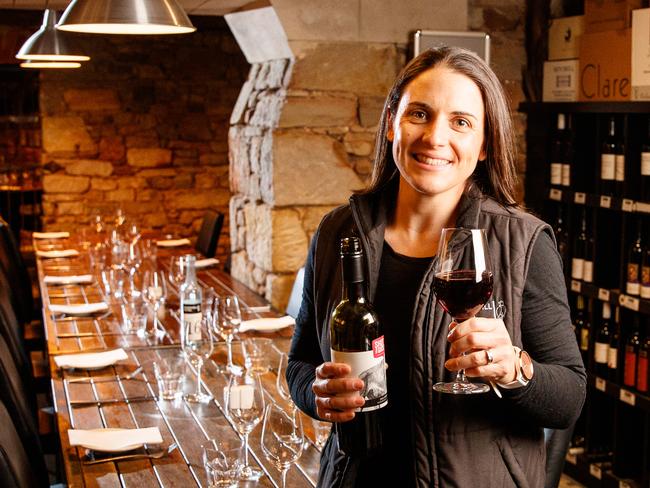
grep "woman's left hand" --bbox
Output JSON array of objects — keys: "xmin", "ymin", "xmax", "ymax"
[{"xmin": 445, "ymin": 317, "xmax": 517, "ymax": 384}]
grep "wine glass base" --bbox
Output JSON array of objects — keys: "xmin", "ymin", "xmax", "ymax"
[
  {"xmin": 238, "ymin": 465, "xmax": 264, "ymax": 481},
  {"xmin": 227, "ymin": 364, "xmax": 243, "ymax": 375},
  {"xmin": 184, "ymin": 392, "xmax": 213, "ymax": 403},
  {"xmin": 433, "ymin": 381, "xmax": 490, "ymax": 394}
]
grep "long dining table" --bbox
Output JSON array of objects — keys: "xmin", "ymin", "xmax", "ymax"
[{"xmin": 34, "ymin": 235, "xmax": 322, "ymax": 488}]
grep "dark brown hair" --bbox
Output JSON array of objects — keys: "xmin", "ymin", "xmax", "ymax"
[{"xmin": 361, "ymin": 46, "xmax": 519, "ymax": 207}]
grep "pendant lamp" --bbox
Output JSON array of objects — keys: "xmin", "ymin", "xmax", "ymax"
[
  {"xmin": 20, "ymin": 60, "xmax": 82, "ymax": 69},
  {"xmin": 56, "ymin": 0, "xmax": 196, "ymax": 35},
  {"xmin": 16, "ymin": 9, "xmax": 90, "ymax": 62}
]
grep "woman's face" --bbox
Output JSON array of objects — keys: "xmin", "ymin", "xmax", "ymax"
[{"xmin": 387, "ymin": 65, "xmax": 486, "ymax": 201}]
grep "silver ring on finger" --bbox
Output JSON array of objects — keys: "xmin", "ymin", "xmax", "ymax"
[{"xmin": 485, "ymin": 349, "xmax": 494, "ymax": 365}]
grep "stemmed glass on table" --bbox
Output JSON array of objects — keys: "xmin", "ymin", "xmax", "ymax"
[
  {"xmin": 142, "ymin": 269, "xmax": 168, "ymax": 338},
  {"xmin": 224, "ymin": 373, "xmax": 265, "ymax": 481},
  {"xmin": 217, "ymin": 295, "xmax": 243, "ymax": 375},
  {"xmin": 261, "ymin": 403, "xmax": 305, "ymax": 488},
  {"xmin": 183, "ymin": 315, "xmax": 214, "ymax": 403},
  {"xmin": 432, "ymin": 227, "xmax": 494, "ymax": 394},
  {"xmin": 168, "ymin": 255, "xmax": 186, "ymax": 290}
]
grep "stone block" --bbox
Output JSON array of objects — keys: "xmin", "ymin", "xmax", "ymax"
[
  {"xmin": 91, "ymin": 178, "xmax": 118, "ymax": 191},
  {"xmin": 343, "ymin": 132, "xmax": 374, "ymax": 156},
  {"xmin": 272, "ymin": 0, "xmax": 360, "ymax": 42},
  {"xmin": 99, "ymin": 137, "xmax": 126, "ymax": 161},
  {"xmin": 43, "ymin": 174, "xmax": 90, "ymax": 194},
  {"xmin": 57, "ymin": 201, "xmax": 85, "ymax": 215},
  {"xmin": 127, "ymin": 148, "xmax": 172, "ymax": 167},
  {"xmin": 64, "ymin": 89, "xmax": 120, "ymax": 112},
  {"xmin": 138, "ymin": 168, "xmax": 177, "ymax": 178},
  {"xmin": 300, "ymin": 206, "xmax": 336, "ymax": 236},
  {"xmin": 125, "ymin": 135, "xmax": 159, "ymax": 148},
  {"xmin": 63, "ymin": 159, "xmax": 114, "ymax": 177},
  {"xmin": 42, "ymin": 116, "xmax": 97, "ymax": 155},
  {"xmin": 359, "ymin": 97, "xmax": 384, "ymax": 127},
  {"xmin": 171, "ymin": 189, "xmax": 231, "ymax": 210},
  {"xmin": 271, "ymin": 208, "xmax": 309, "ymax": 272},
  {"xmin": 278, "ymin": 95, "xmax": 357, "ymax": 128},
  {"xmin": 273, "ymin": 132, "xmax": 364, "ymax": 206},
  {"xmin": 141, "ymin": 212, "xmax": 168, "ymax": 228},
  {"xmin": 106, "ymin": 188, "xmax": 135, "ymax": 201},
  {"xmin": 244, "ymin": 202, "xmax": 272, "ymax": 270},
  {"xmin": 290, "ymin": 42, "xmax": 399, "ymax": 96},
  {"xmin": 265, "ymin": 272, "xmax": 296, "ymax": 312}
]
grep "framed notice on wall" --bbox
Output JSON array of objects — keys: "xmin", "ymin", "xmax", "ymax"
[{"xmin": 413, "ymin": 30, "xmax": 491, "ymax": 65}]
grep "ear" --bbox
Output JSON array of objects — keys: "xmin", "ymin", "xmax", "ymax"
[{"xmin": 478, "ymin": 142, "xmax": 487, "ymax": 162}]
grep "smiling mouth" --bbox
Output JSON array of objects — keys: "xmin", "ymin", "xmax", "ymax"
[{"xmin": 413, "ymin": 154, "xmax": 452, "ymax": 167}]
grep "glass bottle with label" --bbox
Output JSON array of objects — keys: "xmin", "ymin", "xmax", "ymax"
[
  {"xmin": 640, "ymin": 117, "xmax": 650, "ymax": 201},
  {"xmin": 179, "ymin": 255, "xmax": 202, "ymax": 350},
  {"xmin": 614, "ymin": 118, "xmax": 626, "ymax": 197},
  {"xmin": 626, "ymin": 219, "xmax": 643, "ymax": 296},
  {"xmin": 583, "ymin": 209, "xmax": 594, "ymax": 284},
  {"xmin": 636, "ymin": 321, "xmax": 649, "ymax": 394},
  {"xmin": 624, "ymin": 317, "xmax": 640, "ymax": 389},
  {"xmin": 553, "ymin": 203, "xmax": 570, "ymax": 277},
  {"xmin": 562, "ymin": 114, "xmax": 574, "ymax": 188},
  {"xmin": 600, "ymin": 117, "xmax": 616, "ymax": 197},
  {"xmin": 330, "ymin": 236, "xmax": 387, "ymax": 457},
  {"xmin": 550, "ymin": 113, "xmax": 566, "ymax": 188},
  {"xmin": 608, "ymin": 306, "xmax": 620, "ymax": 383},
  {"xmin": 572, "ymin": 209, "xmax": 587, "ymax": 281},
  {"xmin": 641, "ymin": 227, "xmax": 650, "ymax": 299},
  {"xmin": 594, "ymin": 302, "xmax": 611, "ymax": 378}
]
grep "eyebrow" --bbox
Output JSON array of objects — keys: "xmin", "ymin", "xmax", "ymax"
[{"xmin": 405, "ymin": 101, "xmax": 479, "ymax": 121}]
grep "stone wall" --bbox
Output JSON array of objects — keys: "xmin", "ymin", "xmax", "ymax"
[{"xmin": 38, "ymin": 18, "xmax": 249, "ymax": 263}]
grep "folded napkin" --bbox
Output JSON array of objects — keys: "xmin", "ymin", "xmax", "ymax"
[
  {"xmin": 36, "ymin": 249, "xmax": 79, "ymax": 259},
  {"xmin": 156, "ymin": 238, "xmax": 191, "ymax": 247},
  {"xmin": 33, "ymin": 231, "xmax": 70, "ymax": 239},
  {"xmin": 50, "ymin": 302, "xmax": 109, "ymax": 316},
  {"xmin": 239, "ymin": 315, "xmax": 295, "ymax": 333},
  {"xmin": 54, "ymin": 348, "xmax": 128, "ymax": 370},
  {"xmin": 68, "ymin": 427, "xmax": 163, "ymax": 452},
  {"xmin": 195, "ymin": 257, "xmax": 219, "ymax": 269},
  {"xmin": 44, "ymin": 274, "xmax": 93, "ymax": 285}
]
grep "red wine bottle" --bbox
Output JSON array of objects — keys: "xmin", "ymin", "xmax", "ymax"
[
  {"xmin": 432, "ymin": 270, "xmax": 493, "ymax": 320},
  {"xmin": 608, "ymin": 307, "xmax": 620, "ymax": 382},
  {"xmin": 636, "ymin": 324, "xmax": 649, "ymax": 394},
  {"xmin": 330, "ymin": 236, "xmax": 387, "ymax": 457},
  {"xmin": 553, "ymin": 204, "xmax": 570, "ymax": 277},
  {"xmin": 624, "ymin": 318, "xmax": 640, "ymax": 388},
  {"xmin": 572, "ymin": 209, "xmax": 588, "ymax": 281},
  {"xmin": 641, "ymin": 117, "xmax": 650, "ymax": 201},
  {"xmin": 583, "ymin": 210, "xmax": 594, "ymax": 284},
  {"xmin": 594, "ymin": 302, "xmax": 611, "ymax": 378},
  {"xmin": 562, "ymin": 114, "xmax": 574, "ymax": 188},
  {"xmin": 573, "ymin": 295, "xmax": 585, "ymax": 345},
  {"xmin": 641, "ymin": 233, "xmax": 650, "ymax": 300},
  {"xmin": 550, "ymin": 113, "xmax": 566, "ymax": 187},
  {"xmin": 626, "ymin": 219, "xmax": 643, "ymax": 296},
  {"xmin": 600, "ymin": 117, "xmax": 616, "ymax": 197},
  {"xmin": 614, "ymin": 120, "xmax": 626, "ymax": 197}
]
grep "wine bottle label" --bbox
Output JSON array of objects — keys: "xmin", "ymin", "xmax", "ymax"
[
  {"xmin": 600, "ymin": 154, "xmax": 615, "ymax": 180},
  {"xmin": 641, "ymin": 266, "xmax": 650, "ymax": 296},
  {"xmin": 561, "ymin": 164, "xmax": 571, "ymax": 186},
  {"xmin": 641, "ymin": 284, "xmax": 650, "ymax": 299},
  {"xmin": 583, "ymin": 261, "xmax": 593, "ymax": 283},
  {"xmin": 642, "ymin": 152, "xmax": 650, "ymax": 176},
  {"xmin": 607, "ymin": 346, "xmax": 618, "ymax": 369},
  {"xmin": 637, "ymin": 353, "xmax": 648, "ymax": 392},
  {"xmin": 571, "ymin": 258, "xmax": 584, "ymax": 280},
  {"xmin": 624, "ymin": 349, "xmax": 637, "ymax": 387},
  {"xmin": 331, "ymin": 340, "xmax": 388, "ymax": 413},
  {"xmin": 615, "ymin": 155, "xmax": 625, "ymax": 182},
  {"xmin": 550, "ymin": 163, "xmax": 562, "ymax": 185},
  {"xmin": 183, "ymin": 302, "xmax": 201, "ymax": 341},
  {"xmin": 580, "ymin": 328, "xmax": 589, "ymax": 351},
  {"xmin": 595, "ymin": 342, "xmax": 608, "ymax": 364},
  {"xmin": 627, "ymin": 263, "xmax": 640, "ymax": 295}
]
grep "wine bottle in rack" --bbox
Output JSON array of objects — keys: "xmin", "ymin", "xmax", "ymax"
[
  {"xmin": 580, "ymin": 298, "xmax": 592, "ymax": 365},
  {"xmin": 636, "ymin": 321, "xmax": 649, "ymax": 394},
  {"xmin": 608, "ymin": 306, "xmax": 620, "ymax": 382},
  {"xmin": 553, "ymin": 203, "xmax": 570, "ymax": 277},
  {"xmin": 624, "ymin": 316, "xmax": 640, "ymax": 389},
  {"xmin": 641, "ymin": 225, "xmax": 650, "ymax": 299},
  {"xmin": 330, "ymin": 236, "xmax": 387, "ymax": 457},
  {"xmin": 562, "ymin": 114, "xmax": 574, "ymax": 188},
  {"xmin": 594, "ymin": 302, "xmax": 611, "ymax": 378},
  {"xmin": 600, "ymin": 117, "xmax": 616, "ymax": 197},
  {"xmin": 615, "ymin": 118, "xmax": 626, "ymax": 197},
  {"xmin": 626, "ymin": 219, "xmax": 643, "ymax": 296},
  {"xmin": 573, "ymin": 295, "xmax": 585, "ymax": 339},
  {"xmin": 572, "ymin": 208, "xmax": 587, "ymax": 281},
  {"xmin": 550, "ymin": 113, "xmax": 566, "ymax": 187},
  {"xmin": 641, "ymin": 117, "xmax": 650, "ymax": 202},
  {"xmin": 583, "ymin": 209, "xmax": 594, "ymax": 284}
]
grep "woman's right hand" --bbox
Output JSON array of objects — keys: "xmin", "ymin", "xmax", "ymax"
[{"xmin": 312, "ymin": 362, "xmax": 365, "ymax": 422}]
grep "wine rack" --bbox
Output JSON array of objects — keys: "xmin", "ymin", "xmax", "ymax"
[{"xmin": 521, "ymin": 102, "xmax": 650, "ymax": 488}]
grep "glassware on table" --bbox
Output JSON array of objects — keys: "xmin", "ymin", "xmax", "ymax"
[
  {"xmin": 242, "ymin": 338, "xmax": 273, "ymax": 374},
  {"xmin": 101, "ymin": 267, "xmax": 126, "ymax": 302},
  {"xmin": 311, "ymin": 418, "xmax": 331, "ymax": 450},
  {"xmin": 223, "ymin": 372, "xmax": 265, "ymax": 481},
  {"xmin": 276, "ymin": 352, "xmax": 293, "ymax": 404},
  {"xmin": 142, "ymin": 269, "xmax": 168, "ymax": 328},
  {"xmin": 153, "ymin": 353, "xmax": 186, "ymax": 400},
  {"xmin": 261, "ymin": 404, "xmax": 304, "ymax": 488},
  {"xmin": 120, "ymin": 298, "xmax": 147, "ymax": 335},
  {"xmin": 432, "ymin": 227, "xmax": 494, "ymax": 394},
  {"xmin": 168, "ymin": 255, "xmax": 187, "ymax": 289},
  {"xmin": 217, "ymin": 295, "xmax": 243, "ymax": 375},
  {"xmin": 202, "ymin": 438, "xmax": 243, "ymax": 488},
  {"xmin": 183, "ymin": 315, "xmax": 214, "ymax": 403}
]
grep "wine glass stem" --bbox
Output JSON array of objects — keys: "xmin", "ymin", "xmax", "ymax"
[
  {"xmin": 242, "ymin": 432, "xmax": 250, "ymax": 468},
  {"xmin": 226, "ymin": 336, "xmax": 234, "ymax": 369},
  {"xmin": 452, "ymin": 317, "xmax": 470, "ymax": 385},
  {"xmin": 195, "ymin": 360, "xmax": 202, "ymax": 396},
  {"xmin": 281, "ymin": 466, "xmax": 289, "ymax": 488}
]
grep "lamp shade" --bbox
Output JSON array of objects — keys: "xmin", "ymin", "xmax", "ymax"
[
  {"xmin": 20, "ymin": 60, "xmax": 82, "ymax": 69},
  {"xmin": 56, "ymin": 0, "xmax": 196, "ymax": 35},
  {"xmin": 16, "ymin": 9, "xmax": 90, "ymax": 62}
]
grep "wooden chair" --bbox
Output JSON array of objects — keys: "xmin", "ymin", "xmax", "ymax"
[
  {"xmin": 0, "ymin": 217, "xmax": 34, "ymax": 325},
  {"xmin": 194, "ymin": 210, "xmax": 224, "ymax": 258}
]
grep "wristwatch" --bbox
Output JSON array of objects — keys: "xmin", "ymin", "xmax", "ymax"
[{"xmin": 498, "ymin": 346, "xmax": 534, "ymax": 389}]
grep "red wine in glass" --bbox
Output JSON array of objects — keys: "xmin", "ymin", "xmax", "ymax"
[{"xmin": 432, "ymin": 270, "xmax": 494, "ymax": 321}]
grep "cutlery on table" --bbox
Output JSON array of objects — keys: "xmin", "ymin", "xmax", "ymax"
[
  {"xmin": 66, "ymin": 366, "xmax": 144, "ymax": 383},
  {"xmin": 82, "ymin": 442, "xmax": 178, "ymax": 465},
  {"xmin": 70, "ymin": 396, "xmax": 156, "ymax": 407}
]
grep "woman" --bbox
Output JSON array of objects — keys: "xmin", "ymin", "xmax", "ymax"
[{"xmin": 286, "ymin": 46, "xmax": 586, "ymax": 488}]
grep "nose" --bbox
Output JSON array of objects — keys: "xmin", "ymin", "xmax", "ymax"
[{"xmin": 422, "ymin": 116, "xmax": 448, "ymax": 146}]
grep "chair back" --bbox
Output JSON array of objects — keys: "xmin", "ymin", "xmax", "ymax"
[
  {"xmin": 195, "ymin": 210, "xmax": 224, "ymax": 258},
  {"xmin": 0, "ymin": 268, "xmax": 29, "ymax": 375},
  {"xmin": 0, "ymin": 398, "xmax": 47, "ymax": 487},
  {"xmin": 0, "ymin": 217, "xmax": 33, "ymax": 323},
  {"xmin": 544, "ymin": 425, "xmax": 575, "ymax": 488},
  {"xmin": 285, "ymin": 267, "xmax": 305, "ymax": 319}
]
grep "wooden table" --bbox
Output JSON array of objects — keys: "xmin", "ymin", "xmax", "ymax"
[{"xmin": 35, "ymin": 238, "xmax": 322, "ymax": 488}]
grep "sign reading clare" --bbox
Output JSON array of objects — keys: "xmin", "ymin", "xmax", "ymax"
[{"xmin": 579, "ymin": 28, "xmax": 632, "ymax": 101}]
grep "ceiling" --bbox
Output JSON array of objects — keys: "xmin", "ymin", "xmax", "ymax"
[{"xmin": 0, "ymin": 0, "xmax": 256, "ymax": 16}]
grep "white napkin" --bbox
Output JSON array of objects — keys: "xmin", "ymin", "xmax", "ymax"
[
  {"xmin": 36, "ymin": 249, "xmax": 79, "ymax": 259},
  {"xmin": 239, "ymin": 315, "xmax": 295, "ymax": 333},
  {"xmin": 33, "ymin": 231, "xmax": 70, "ymax": 239},
  {"xmin": 195, "ymin": 258, "xmax": 219, "ymax": 269},
  {"xmin": 50, "ymin": 302, "xmax": 109, "ymax": 316},
  {"xmin": 54, "ymin": 348, "xmax": 128, "ymax": 369},
  {"xmin": 156, "ymin": 238, "xmax": 191, "ymax": 247},
  {"xmin": 68, "ymin": 427, "xmax": 163, "ymax": 452},
  {"xmin": 44, "ymin": 274, "xmax": 93, "ymax": 285}
]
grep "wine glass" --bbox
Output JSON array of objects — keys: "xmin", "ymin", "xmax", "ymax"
[
  {"xmin": 183, "ymin": 315, "xmax": 214, "ymax": 403},
  {"xmin": 223, "ymin": 373, "xmax": 265, "ymax": 481},
  {"xmin": 218, "ymin": 295, "xmax": 243, "ymax": 374},
  {"xmin": 276, "ymin": 352, "xmax": 294, "ymax": 405},
  {"xmin": 168, "ymin": 256, "xmax": 186, "ymax": 289},
  {"xmin": 142, "ymin": 269, "xmax": 168, "ymax": 336},
  {"xmin": 432, "ymin": 227, "xmax": 494, "ymax": 394},
  {"xmin": 261, "ymin": 404, "xmax": 304, "ymax": 488}
]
